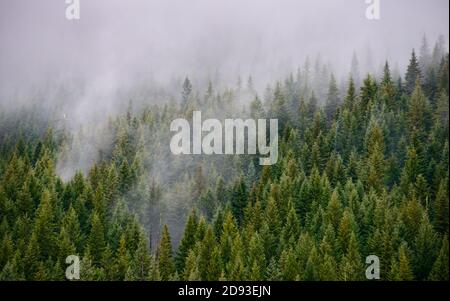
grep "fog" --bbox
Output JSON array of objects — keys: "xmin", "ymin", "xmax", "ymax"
[
  {"xmin": 1, "ymin": 0, "xmax": 448, "ymax": 246},
  {"xmin": 1, "ymin": 0, "xmax": 448, "ymax": 101},
  {"xmin": 1, "ymin": 2, "xmax": 449, "ymax": 174},
  {"xmin": 2, "ymin": 0, "xmax": 448, "ymax": 177}
]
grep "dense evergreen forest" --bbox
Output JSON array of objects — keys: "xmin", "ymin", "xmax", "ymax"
[{"xmin": 0, "ymin": 40, "xmax": 448, "ymax": 281}]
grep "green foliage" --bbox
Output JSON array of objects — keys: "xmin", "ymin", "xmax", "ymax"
[
  {"xmin": 0, "ymin": 45, "xmax": 448, "ymax": 281},
  {"xmin": 157, "ymin": 225, "xmax": 175, "ymax": 280},
  {"xmin": 405, "ymin": 50, "xmax": 422, "ymax": 95}
]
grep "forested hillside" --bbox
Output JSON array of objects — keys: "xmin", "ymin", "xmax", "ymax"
[{"xmin": 0, "ymin": 43, "xmax": 448, "ymax": 280}]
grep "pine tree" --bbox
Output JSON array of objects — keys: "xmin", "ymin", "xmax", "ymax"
[
  {"xmin": 0, "ymin": 233, "xmax": 13, "ymax": 268},
  {"xmin": 433, "ymin": 181, "xmax": 449, "ymax": 234},
  {"xmin": 199, "ymin": 189, "xmax": 216, "ymax": 220},
  {"xmin": 281, "ymin": 202, "xmax": 300, "ymax": 247},
  {"xmin": 423, "ymin": 65, "xmax": 438, "ymax": 101},
  {"xmin": 230, "ymin": 177, "xmax": 247, "ymax": 226},
  {"xmin": 304, "ymin": 246, "xmax": 319, "ymax": 281},
  {"xmin": 24, "ymin": 232, "xmax": 40, "ymax": 279},
  {"xmin": 247, "ymin": 232, "xmax": 266, "ymax": 280},
  {"xmin": 360, "ymin": 75, "xmax": 378, "ymax": 114},
  {"xmin": 380, "ymin": 61, "xmax": 396, "ymax": 109},
  {"xmin": 157, "ymin": 225, "xmax": 175, "ymax": 280},
  {"xmin": 340, "ymin": 232, "xmax": 363, "ymax": 281},
  {"xmin": 326, "ymin": 189, "xmax": 342, "ymax": 232},
  {"xmin": 265, "ymin": 257, "xmax": 281, "ymax": 280},
  {"xmin": 318, "ymin": 254, "xmax": 338, "ymax": 280},
  {"xmin": 57, "ymin": 227, "xmax": 76, "ymax": 265},
  {"xmin": 279, "ymin": 248, "xmax": 299, "ymax": 280},
  {"xmin": 428, "ymin": 235, "xmax": 449, "ymax": 280},
  {"xmin": 61, "ymin": 206, "xmax": 82, "ymax": 251},
  {"xmin": 183, "ymin": 250, "xmax": 199, "ymax": 281},
  {"xmin": 407, "ymin": 78, "xmax": 431, "ymax": 147},
  {"xmin": 228, "ymin": 234, "xmax": 245, "ymax": 280},
  {"xmin": 263, "ymin": 197, "xmax": 281, "ymax": 256},
  {"xmin": 115, "ymin": 234, "xmax": 130, "ymax": 280},
  {"xmin": 209, "ymin": 246, "xmax": 222, "ymax": 281},
  {"xmin": 400, "ymin": 147, "xmax": 423, "ymax": 195},
  {"xmin": 176, "ymin": 209, "xmax": 198, "ymax": 272},
  {"xmin": 413, "ymin": 214, "xmax": 439, "ymax": 280},
  {"xmin": 198, "ymin": 227, "xmax": 219, "ymax": 280},
  {"xmin": 344, "ymin": 76, "xmax": 356, "ymax": 111},
  {"xmin": 337, "ymin": 209, "xmax": 357, "ymax": 255},
  {"xmin": 250, "ymin": 96, "xmax": 265, "ymax": 120},
  {"xmin": 419, "ymin": 35, "xmax": 431, "ymax": 73},
  {"xmin": 325, "ymin": 74, "xmax": 340, "ymax": 122},
  {"xmin": 182, "ymin": 77, "xmax": 193, "ymax": 107},
  {"xmin": 435, "ymin": 90, "xmax": 449, "ymax": 125},
  {"xmin": 88, "ymin": 212, "xmax": 106, "ymax": 265},
  {"xmin": 193, "ymin": 165, "xmax": 205, "ymax": 201},
  {"xmin": 33, "ymin": 189, "xmax": 56, "ymax": 259},
  {"xmin": 270, "ymin": 82, "xmax": 289, "ymax": 133},
  {"xmin": 17, "ymin": 180, "xmax": 34, "ymax": 217},
  {"xmin": 132, "ymin": 234, "xmax": 152, "ymax": 280},
  {"xmin": 0, "ymin": 257, "xmax": 24, "ymax": 280},
  {"xmin": 213, "ymin": 208, "xmax": 224, "ymax": 240},
  {"xmin": 437, "ymin": 54, "xmax": 449, "ymax": 95},
  {"xmin": 396, "ymin": 243, "xmax": 414, "ymax": 280},
  {"xmin": 364, "ymin": 118, "xmax": 385, "ymax": 193},
  {"xmin": 405, "ymin": 49, "xmax": 422, "ymax": 95},
  {"xmin": 195, "ymin": 216, "xmax": 207, "ymax": 242},
  {"xmin": 400, "ymin": 197, "xmax": 424, "ymax": 244}
]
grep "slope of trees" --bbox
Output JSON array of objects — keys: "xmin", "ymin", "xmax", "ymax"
[{"xmin": 0, "ymin": 43, "xmax": 448, "ymax": 281}]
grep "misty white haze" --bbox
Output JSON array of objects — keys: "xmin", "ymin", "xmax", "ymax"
[
  {"xmin": 1, "ymin": 0, "xmax": 448, "ymax": 102},
  {"xmin": 0, "ymin": 0, "xmax": 449, "ymax": 251},
  {"xmin": 1, "ymin": 0, "xmax": 448, "ymax": 188}
]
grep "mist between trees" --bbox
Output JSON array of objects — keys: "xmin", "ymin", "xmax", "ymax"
[{"xmin": 0, "ymin": 32, "xmax": 448, "ymax": 280}]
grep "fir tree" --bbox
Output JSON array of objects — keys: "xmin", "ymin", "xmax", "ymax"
[
  {"xmin": 433, "ymin": 181, "xmax": 449, "ymax": 234},
  {"xmin": 405, "ymin": 49, "xmax": 422, "ymax": 95},
  {"xmin": 88, "ymin": 212, "xmax": 106, "ymax": 265},
  {"xmin": 325, "ymin": 74, "xmax": 340, "ymax": 122},
  {"xmin": 395, "ymin": 243, "xmax": 414, "ymax": 281},
  {"xmin": 157, "ymin": 225, "xmax": 175, "ymax": 280},
  {"xmin": 428, "ymin": 235, "xmax": 449, "ymax": 280},
  {"xmin": 176, "ymin": 209, "xmax": 198, "ymax": 272}
]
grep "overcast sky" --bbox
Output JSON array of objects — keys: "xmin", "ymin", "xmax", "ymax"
[{"xmin": 0, "ymin": 0, "xmax": 448, "ymax": 99}]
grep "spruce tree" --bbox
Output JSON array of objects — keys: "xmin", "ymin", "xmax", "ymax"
[
  {"xmin": 339, "ymin": 232, "xmax": 363, "ymax": 281},
  {"xmin": 33, "ymin": 189, "xmax": 56, "ymax": 259},
  {"xmin": 325, "ymin": 74, "xmax": 340, "ymax": 122},
  {"xmin": 413, "ymin": 214, "xmax": 439, "ymax": 280},
  {"xmin": 132, "ymin": 234, "xmax": 152, "ymax": 280},
  {"xmin": 88, "ymin": 212, "xmax": 106, "ymax": 265},
  {"xmin": 405, "ymin": 49, "xmax": 422, "ymax": 95},
  {"xmin": 428, "ymin": 235, "xmax": 449, "ymax": 280},
  {"xmin": 281, "ymin": 203, "xmax": 300, "ymax": 247},
  {"xmin": 433, "ymin": 181, "xmax": 449, "ymax": 234},
  {"xmin": 115, "ymin": 234, "xmax": 130, "ymax": 280},
  {"xmin": 183, "ymin": 250, "xmax": 199, "ymax": 281},
  {"xmin": 157, "ymin": 225, "xmax": 175, "ymax": 280},
  {"xmin": 176, "ymin": 209, "xmax": 198, "ymax": 272},
  {"xmin": 396, "ymin": 243, "xmax": 415, "ymax": 280},
  {"xmin": 344, "ymin": 76, "xmax": 356, "ymax": 111},
  {"xmin": 198, "ymin": 227, "xmax": 217, "ymax": 280},
  {"xmin": 230, "ymin": 177, "xmax": 247, "ymax": 226}
]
